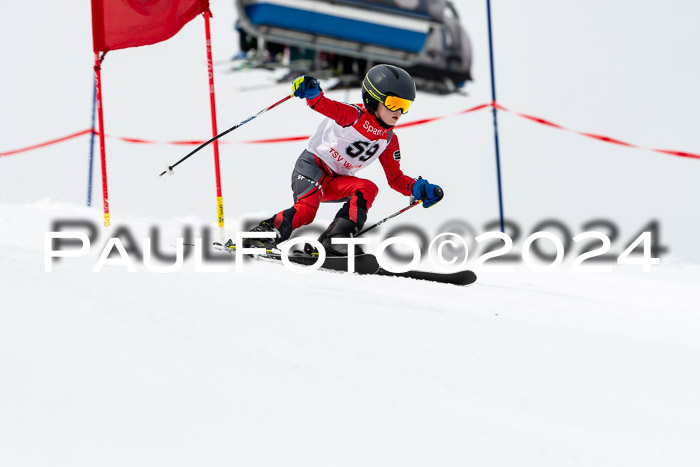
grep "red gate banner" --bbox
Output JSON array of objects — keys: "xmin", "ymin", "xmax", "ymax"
[{"xmin": 91, "ymin": 0, "xmax": 208, "ymax": 52}]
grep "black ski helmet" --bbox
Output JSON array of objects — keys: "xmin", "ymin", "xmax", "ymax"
[{"xmin": 362, "ymin": 64, "xmax": 416, "ymax": 115}]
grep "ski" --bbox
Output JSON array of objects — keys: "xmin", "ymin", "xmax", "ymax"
[
  {"xmin": 376, "ymin": 268, "xmax": 477, "ymax": 286},
  {"xmin": 213, "ymin": 242, "xmax": 380, "ymax": 274},
  {"xmin": 212, "ymin": 242, "xmax": 477, "ymax": 286}
]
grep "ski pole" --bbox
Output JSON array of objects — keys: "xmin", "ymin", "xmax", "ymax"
[
  {"xmin": 357, "ymin": 199, "xmax": 422, "ymax": 237},
  {"xmin": 159, "ymin": 93, "xmax": 293, "ymax": 177}
]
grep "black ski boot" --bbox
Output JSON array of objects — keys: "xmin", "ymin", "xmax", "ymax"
[
  {"xmin": 318, "ymin": 217, "xmax": 363, "ymax": 256},
  {"xmin": 241, "ymin": 219, "xmax": 282, "ymax": 250}
]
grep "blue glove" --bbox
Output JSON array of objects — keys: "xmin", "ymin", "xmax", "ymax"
[
  {"xmin": 411, "ymin": 177, "xmax": 444, "ymax": 208},
  {"xmin": 292, "ymin": 75, "xmax": 321, "ymax": 99}
]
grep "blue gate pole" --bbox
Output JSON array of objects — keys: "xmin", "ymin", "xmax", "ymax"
[
  {"xmin": 87, "ymin": 76, "xmax": 97, "ymax": 207},
  {"xmin": 486, "ymin": 0, "xmax": 505, "ymax": 233}
]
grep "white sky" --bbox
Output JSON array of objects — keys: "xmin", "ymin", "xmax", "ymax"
[{"xmin": 1, "ymin": 0, "xmax": 699, "ymax": 260}]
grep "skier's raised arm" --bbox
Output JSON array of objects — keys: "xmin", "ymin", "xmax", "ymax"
[{"xmin": 292, "ymin": 76, "xmax": 362, "ymax": 127}]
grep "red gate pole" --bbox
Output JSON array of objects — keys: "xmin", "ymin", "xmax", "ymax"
[
  {"xmin": 93, "ymin": 52, "xmax": 110, "ymax": 229},
  {"xmin": 202, "ymin": 9, "xmax": 225, "ymax": 240}
]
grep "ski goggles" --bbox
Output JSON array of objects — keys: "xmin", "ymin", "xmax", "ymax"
[{"xmin": 383, "ymin": 95, "xmax": 412, "ymax": 114}]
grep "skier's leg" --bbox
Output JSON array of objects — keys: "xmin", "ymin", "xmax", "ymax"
[
  {"xmin": 328, "ymin": 177, "xmax": 379, "ymax": 229},
  {"xmin": 317, "ymin": 176, "xmax": 379, "ymax": 255},
  {"xmin": 243, "ymin": 151, "xmax": 330, "ymax": 248}
]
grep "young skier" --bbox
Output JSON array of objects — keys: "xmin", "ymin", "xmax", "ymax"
[{"xmin": 242, "ymin": 64, "xmax": 443, "ymax": 256}]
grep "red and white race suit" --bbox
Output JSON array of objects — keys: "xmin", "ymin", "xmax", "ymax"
[
  {"xmin": 267, "ymin": 93, "xmax": 416, "ymax": 240},
  {"xmin": 305, "ymin": 93, "xmax": 415, "ymax": 194}
]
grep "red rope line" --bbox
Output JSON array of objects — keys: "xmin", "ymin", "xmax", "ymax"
[
  {"xmin": 3, "ymin": 103, "xmax": 699, "ymax": 160},
  {"xmin": 0, "ymin": 129, "xmax": 93, "ymax": 157}
]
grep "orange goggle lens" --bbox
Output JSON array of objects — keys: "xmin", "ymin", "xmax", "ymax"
[{"xmin": 383, "ymin": 95, "xmax": 412, "ymax": 114}]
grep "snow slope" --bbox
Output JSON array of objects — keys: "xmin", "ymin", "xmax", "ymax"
[
  {"xmin": 2, "ymin": 0, "xmax": 700, "ymax": 261},
  {"xmin": 3, "ymin": 202, "xmax": 700, "ymax": 467},
  {"xmin": 2, "ymin": 1, "xmax": 700, "ymax": 466}
]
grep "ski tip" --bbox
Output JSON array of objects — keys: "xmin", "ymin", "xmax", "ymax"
[{"xmin": 375, "ymin": 268, "xmax": 477, "ymax": 286}]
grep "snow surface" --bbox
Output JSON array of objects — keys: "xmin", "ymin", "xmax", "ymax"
[{"xmin": 2, "ymin": 1, "xmax": 700, "ymax": 466}]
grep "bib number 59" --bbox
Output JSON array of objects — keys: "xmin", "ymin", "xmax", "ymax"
[{"xmin": 346, "ymin": 141, "xmax": 380, "ymax": 161}]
